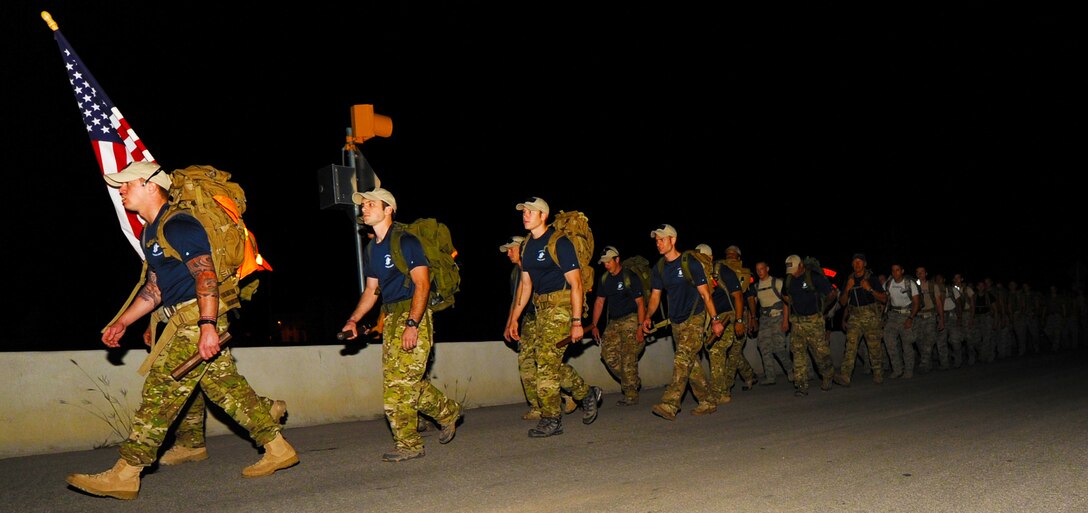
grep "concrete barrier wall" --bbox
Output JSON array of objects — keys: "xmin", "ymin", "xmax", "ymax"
[{"xmin": 0, "ymin": 333, "xmax": 850, "ymax": 459}]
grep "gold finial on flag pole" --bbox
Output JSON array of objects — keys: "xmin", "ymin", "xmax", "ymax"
[{"xmin": 41, "ymin": 11, "xmax": 59, "ymax": 32}]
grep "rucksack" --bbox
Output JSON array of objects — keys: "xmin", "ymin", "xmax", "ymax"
[
  {"xmin": 525, "ymin": 210, "xmax": 595, "ymax": 294},
  {"xmin": 884, "ymin": 275, "xmax": 920, "ymax": 310},
  {"xmin": 711, "ymin": 258, "xmax": 752, "ymax": 315},
  {"xmin": 943, "ymin": 284, "xmax": 962, "ymax": 312},
  {"xmin": 655, "ymin": 249, "xmax": 715, "ymax": 321},
  {"xmin": 372, "ymin": 218, "xmax": 461, "ymax": 312},
  {"xmin": 600, "ymin": 255, "xmax": 657, "ymax": 317},
  {"xmin": 152, "ymin": 165, "xmax": 272, "ymax": 312},
  {"xmin": 715, "ymin": 259, "xmax": 752, "ymax": 294},
  {"xmin": 756, "ymin": 277, "xmax": 786, "ymax": 309},
  {"xmin": 920, "ymin": 280, "xmax": 939, "ymax": 311},
  {"xmin": 783, "ymin": 256, "xmax": 828, "ymax": 314},
  {"xmin": 656, "ymin": 250, "xmax": 716, "ymax": 290}
]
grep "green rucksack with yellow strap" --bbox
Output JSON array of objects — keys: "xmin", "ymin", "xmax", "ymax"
[
  {"xmin": 654, "ymin": 249, "xmax": 715, "ymax": 322},
  {"xmin": 656, "ymin": 249, "xmax": 715, "ymax": 289},
  {"xmin": 369, "ymin": 218, "xmax": 461, "ymax": 312},
  {"xmin": 599, "ymin": 254, "xmax": 657, "ymax": 317}
]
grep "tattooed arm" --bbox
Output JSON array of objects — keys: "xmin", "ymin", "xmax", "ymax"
[{"xmin": 186, "ymin": 254, "xmax": 222, "ymax": 360}]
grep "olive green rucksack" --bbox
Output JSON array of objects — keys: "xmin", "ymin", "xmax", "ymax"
[
  {"xmin": 369, "ymin": 218, "xmax": 461, "ymax": 312},
  {"xmin": 661, "ymin": 249, "xmax": 713, "ymax": 291},
  {"xmin": 655, "ymin": 249, "xmax": 716, "ymax": 290},
  {"xmin": 654, "ymin": 249, "xmax": 715, "ymax": 321},
  {"xmin": 599, "ymin": 254, "xmax": 657, "ymax": 317}
]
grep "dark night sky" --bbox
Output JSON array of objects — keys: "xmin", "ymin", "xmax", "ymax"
[{"xmin": 3, "ymin": 2, "xmax": 1083, "ymax": 350}]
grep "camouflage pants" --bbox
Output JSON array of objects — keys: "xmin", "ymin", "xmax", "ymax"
[
  {"xmin": 884, "ymin": 311, "xmax": 917, "ymax": 376},
  {"xmin": 600, "ymin": 313, "xmax": 643, "ymax": 400},
  {"xmin": 944, "ymin": 311, "xmax": 965, "ymax": 367},
  {"xmin": 756, "ymin": 312, "xmax": 791, "ymax": 383},
  {"xmin": 519, "ymin": 313, "xmax": 584, "ymax": 413},
  {"xmin": 789, "ymin": 314, "xmax": 832, "ymax": 392},
  {"xmin": 913, "ymin": 312, "xmax": 948, "ymax": 371},
  {"xmin": 381, "ymin": 307, "xmax": 460, "ymax": 452},
  {"xmin": 967, "ymin": 313, "xmax": 995, "ymax": 363},
  {"xmin": 842, "ymin": 304, "xmax": 885, "ymax": 379},
  {"xmin": 170, "ymin": 391, "xmax": 276, "ymax": 449},
  {"xmin": 707, "ymin": 314, "xmax": 755, "ymax": 400},
  {"xmin": 659, "ymin": 313, "xmax": 712, "ymax": 412},
  {"xmin": 518, "ymin": 314, "xmax": 542, "ymax": 411},
  {"xmin": 529, "ymin": 291, "xmax": 589, "ymax": 418},
  {"xmin": 120, "ymin": 317, "xmax": 280, "ymax": 466}
]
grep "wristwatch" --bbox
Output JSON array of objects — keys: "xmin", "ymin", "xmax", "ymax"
[{"xmin": 405, "ymin": 318, "xmax": 419, "ymax": 328}]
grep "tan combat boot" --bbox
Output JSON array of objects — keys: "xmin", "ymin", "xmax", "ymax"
[
  {"xmin": 691, "ymin": 402, "xmax": 717, "ymax": 416},
  {"xmin": 66, "ymin": 458, "xmax": 142, "ymax": 500},
  {"xmin": 160, "ymin": 445, "xmax": 208, "ymax": 466},
  {"xmin": 242, "ymin": 433, "xmax": 299, "ymax": 478}
]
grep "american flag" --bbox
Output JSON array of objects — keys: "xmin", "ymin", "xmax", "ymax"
[{"xmin": 50, "ymin": 25, "xmax": 154, "ymax": 257}]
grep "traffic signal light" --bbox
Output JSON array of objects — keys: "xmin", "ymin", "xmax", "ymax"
[{"xmin": 350, "ymin": 104, "xmax": 393, "ymax": 144}]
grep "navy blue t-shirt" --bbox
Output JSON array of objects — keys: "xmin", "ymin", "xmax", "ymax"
[
  {"xmin": 599, "ymin": 269, "xmax": 643, "ymax": 319},
  {"xmin": 786, "ymin": 271, "xmax": 834, "ymax": 316},
  {"xmin": 143, "ymin": 207, "xmax": 211, "ymax": 309},
  {"xmin": 711, "ymin": 269, "xmax": 742, "ymax": 314},
  {"xmin": 652, "ymin": 255, "xmax": 708, "ymax": 324},
  {"xmin": 510, "ymin": 265, "xmax": 535, "ymax": 316},
  {"xmin": 365, "ymin": 232, "xmax": 428, "ymax": 303},
  {"xmin": 520, "ymin": 227, "xmax": 579, "ymax": 294}
]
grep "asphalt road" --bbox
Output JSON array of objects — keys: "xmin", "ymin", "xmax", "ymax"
[{"xmin": 4, "ymin": 349, "xmax": 1086, "ymax": 513}]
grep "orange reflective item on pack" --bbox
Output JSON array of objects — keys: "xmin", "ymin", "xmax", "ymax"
[{"xmin": 212, "ymin": 194, "xmax": 272, "ymax": 280}]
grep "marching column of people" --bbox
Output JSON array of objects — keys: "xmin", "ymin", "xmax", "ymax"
[{"xmin": 71, "ymin": 168, "xmax": 1087, "ymax": 500}]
